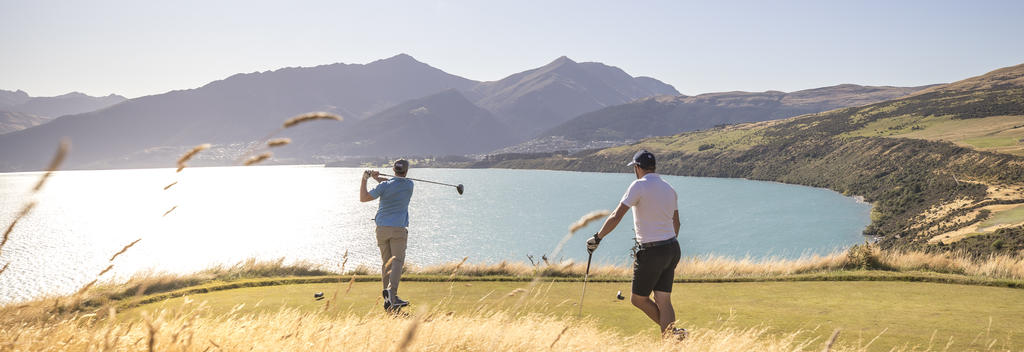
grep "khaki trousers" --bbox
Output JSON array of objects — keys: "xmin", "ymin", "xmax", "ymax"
[{"xmin": 376, "ymin": 226, "xmax": 408, "ymax": 292}]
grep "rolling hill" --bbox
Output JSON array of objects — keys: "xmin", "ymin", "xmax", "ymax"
[
  {"xmin": 0, "ymin": 111, "xmax": 49, "ymax": 135},
  {"xmin": 2, "ymin": 91, "xmax": 126, "ymax": 119},
  {"xmin": 513, "ymin": 84, "xmax": 932, "ymax": 152},
  {"xmin": 0, "ymin": 90, "xmax": 126, "ymax": 133},
  {"xmin": 473, "ymin": 62, "xmax": 1024, "ymax": 255}
]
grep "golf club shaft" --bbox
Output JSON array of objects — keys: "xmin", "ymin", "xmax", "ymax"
[
  {"xmin": 578, "ymin": 252, "xmax": 593, "ymax": 317},
  {"xmin": 379, "ymin": 173, "xmax": 458, "ymax": 188}
]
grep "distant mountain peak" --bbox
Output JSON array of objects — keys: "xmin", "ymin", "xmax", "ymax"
[
  {"xmin": 374, "ymin": 53, "xmax": 422, "ymax": 65},
  {"xmin": 546, "ymin": 56, "xmax": 578, "ymax": 67}
]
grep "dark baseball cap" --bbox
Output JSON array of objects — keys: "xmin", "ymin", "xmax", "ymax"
[
  {"xmin": 393, "ymin": 159, "xmax": 409, "ymax": 173},
  {"xmin": 627, "ymin": 150, "xmax": 655, "ymax": 169}
]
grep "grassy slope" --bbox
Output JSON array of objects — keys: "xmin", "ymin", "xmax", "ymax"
[
  {"xmin": 845, "ymin": 114, "xmax": 1024, "ymax": 155},
  {"xmin": 470, "ymin": 63, "xmax": 1024, "ymax": 255},
  {"xmin": 130, "ymin": 280, "xmax": 1024, "ymax": 351}
]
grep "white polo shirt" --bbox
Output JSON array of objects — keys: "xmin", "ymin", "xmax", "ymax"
[{"xmin": 620, "ymin": 173, "xmax": 678, "ymax": 243}]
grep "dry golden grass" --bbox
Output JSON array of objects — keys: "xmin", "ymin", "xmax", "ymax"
[
  {"xmin": 415, "ymin": 244, "xmax": 1024, "ymax": 280},
  {"xmin": 0, "ymin": 303, "xmax": 897, "ymax": 352},
  {"xmin": 282, "ymin": 112, "xmax": 342, "ymax": 128},
  {"xmin": 244, "ymin": 152, "xmax": 272, "ymax": 166},
  {"xmin": 109, "ymin": 238, "xmax": 142, "ymax": 262},
  {"xmin": 267, "ymin": 138, "xmax": 291, "ymax": 147},
  {"xmin": 0, "ymin": 201, "xmax": 35, "ymax": 255},
  {"xmin": 175, "ymin": 143, "xmax": 210, "ymax": 171},
  {"xmin": 32, "ymin": 138, "xmax": 69, "ymax": 191}
]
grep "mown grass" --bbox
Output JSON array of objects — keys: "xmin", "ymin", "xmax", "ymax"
[
  {"xmin": 978, "ymin": 204, "xmax": 1024, "ymax": 230},
  {"xmin": 125, "ymin": 279, "xmax": 1024, "ymax": 351},
  {"xmin": 843, "ymin": 114, "xmax": 1024, "ymax": 155},
  {"xmin": 5, "ymin": 243, "xmax": 1023, "ymax": 323}
]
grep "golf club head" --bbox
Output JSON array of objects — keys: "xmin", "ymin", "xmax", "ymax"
[{"xmin": 456, "ymin": 184, "xmax": 464, "ymax": 195}]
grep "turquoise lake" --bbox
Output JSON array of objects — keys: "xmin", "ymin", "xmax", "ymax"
[{"xmin": 0, "ymin": 166, "xmax": 871, "ymax": 303}]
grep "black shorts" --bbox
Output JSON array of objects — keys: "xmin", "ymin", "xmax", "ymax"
[{"xmin": 632, "ymin": 240, "xmax": 681, "ymax": 296}]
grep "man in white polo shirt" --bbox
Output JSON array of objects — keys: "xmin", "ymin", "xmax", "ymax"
[{"xmin": 586, "ymin": 149, "xmax": 685, "ymax": 338}]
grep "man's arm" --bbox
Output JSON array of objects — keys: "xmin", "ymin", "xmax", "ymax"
[
  {"xmin": 359, "ymin": 170, "xmax": 378, "ymax": 202},
  {"xmin": 595, "ymin": 203, "xmax": 631, "ymax": 239},
  {"xmin": 673, "ymin": 210, "xmax": 680, "ymax": 237}
]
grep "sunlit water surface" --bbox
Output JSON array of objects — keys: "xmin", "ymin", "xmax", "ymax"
[{"xmin": 0, "ymin": 166, "xmax": 870, "ymax": 303}]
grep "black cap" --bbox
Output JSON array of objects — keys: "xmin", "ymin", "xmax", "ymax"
[
  {"xmin": 393, "ymin": 159, "xmax": 409, "ymax": 173},
  {"xmin": 627, "ymin": 150, "xmax": 655, "ymax": 169}
]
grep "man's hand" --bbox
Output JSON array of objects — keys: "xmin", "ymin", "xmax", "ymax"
[
  {"xmin": 363, "ymin": 170, "xmax": 382, "ymax": 181},
  {"xmin": 586, "ymin": 233, "xmax": 601, "ymax": 254},
  {"xmin": 370, "ymin": 171, "xmax": 386, "ymax": 182}
]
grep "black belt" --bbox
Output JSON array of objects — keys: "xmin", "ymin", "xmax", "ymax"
[{"xmin": 638, "ymin": 237, "xmax": 677, "ymax": 249}]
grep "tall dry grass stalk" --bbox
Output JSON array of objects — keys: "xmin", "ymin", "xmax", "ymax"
[
  {"xmin": 341, "ymin": 250, "xmax": 349, "ymax": 273},
  {"xmin": 244, "ymin": 152, "xmax": 272, "ymax": 166},
  {"xmin": 448, "ymin": 256, "xmax": 468, "ymax": 280},
  {"xmin": 267, "ymin": 138, "xmax": 291, "ymax": 147},
  {"xmin": 163, "ymin": 181, "xmax": 177, "ymax": 190},
  {"xmin": 32, "ymin": 139, "xmax": 69, "ymax": 192},
  {"xmin": 1, "ymin": 201, "xmax": 36, "ymax": 256},
  {"xmin": 507, "ymin": 211, "xmax": 610, "ymax": 307},
  {"xmin": 110, "ymin": 238, "xmax": 142, "ymax": 262},
  {"xmin": 384, "ymin": 256, "xmax": 396, "ymax": 278},
  {"xmin": 237, "ymin": 112, "xmax": 341, "ymax": 164},
  {"xmin": 175, "ymin": 143, "xmax": 210, "ymax": 171},
  {"xmin": 395, "ymin": 307, "xmax": 424, "ymax": 352},
  {"xmin": 549, "ymin": 210, "xmax": 610, "ymax": 262},
  {"xmin": 824, "ymin": 329, "xmax": 841, "ymax": 352},
  {"xmin": 282, "ymin": 112, "xmax": 342, "ymax": 128}
]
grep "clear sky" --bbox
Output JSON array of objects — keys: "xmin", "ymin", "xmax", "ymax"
[{"xmin": 2, "ymin": 0, "xmax": 1023, "ymax": 98}]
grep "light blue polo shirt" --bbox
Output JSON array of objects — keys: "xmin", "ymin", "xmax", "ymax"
[{"xmin": 369, "ymin": 177, "xmax": 414, "ymax": 227}]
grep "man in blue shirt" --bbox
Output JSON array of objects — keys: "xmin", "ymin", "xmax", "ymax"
[{"xmin": 360, "ymin": 159, "xmax": 414, "ymax": 309}]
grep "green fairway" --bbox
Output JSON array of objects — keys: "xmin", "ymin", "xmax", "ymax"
[
  {"xmin": 131, "ymin": 280, "xmax": 1024, "ymax": 351},
  {"xmin": 980, "ymin": 204, "xmax": 1024, "ymax": 230}
]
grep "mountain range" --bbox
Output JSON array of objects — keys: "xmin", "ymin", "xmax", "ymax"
[
  {"xmin": 0, "ymin": 54, "xmax": 931, "ymax": 171},
  {"xmin": 0, "ymin": 90, "xmax": 126, "ymax": 134},
  {"xmin": 0, "ymin": 55, "xmax": 677, "ymax": 170},
  {"xmin": 496, "ymin": 84, "xmax": 935, "ymax": 153}
]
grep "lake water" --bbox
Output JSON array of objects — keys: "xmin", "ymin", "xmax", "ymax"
[{"xmin": 0, "ymin": 166, "xmax": 871, "ymax": 303}]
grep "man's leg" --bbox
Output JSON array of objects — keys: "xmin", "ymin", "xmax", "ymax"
[
  {"xmin": 375, "ymin": 227, "xmax": 392, "ymax": 291},
  {"xmin": 651, "ymin": 241, "xmax": 682, "ymax": 334},
  {"xmin": 652, "ymin": 290, "xmax": 676, "ymax": 332},
  {"xmin": 631, "ymin": 247, "xmax": 662, "ymax": 325},
  {"xmin": 387, "ymin": 227, "xmax": 408, "ymax": 295},
  {"xmin": 630, "ymin": 293, "xmax": 661, "ymax": 324}
]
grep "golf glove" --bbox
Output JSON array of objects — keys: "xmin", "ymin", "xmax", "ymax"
[{"xmin": 586, "ymin": 234, "xmax": 601, "ymax": 253}]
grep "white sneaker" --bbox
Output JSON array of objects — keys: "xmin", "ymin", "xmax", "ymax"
[{"xmin": 670, "ymin": 327, "xmax": 689, "ymax": 340}]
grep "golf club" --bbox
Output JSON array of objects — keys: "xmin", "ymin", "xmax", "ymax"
[
  {"xmin": 578, "ymin": 251, "xmax": 593, "ymax": 317},
  {"xmin": 377, "ymin": 172, "xmax": 464, "ymax": 195}
]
